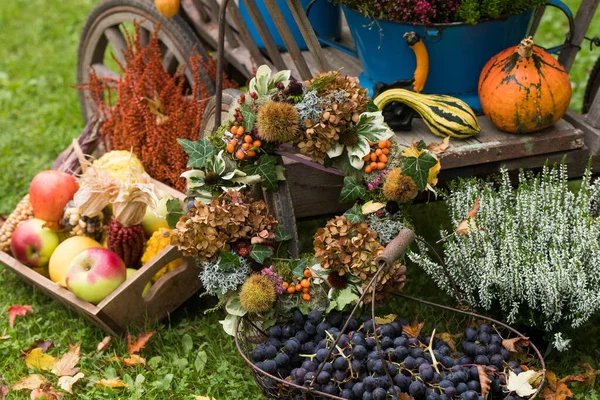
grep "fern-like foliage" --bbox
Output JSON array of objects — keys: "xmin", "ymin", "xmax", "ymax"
[
  {"xmin": 409, "ymin": 163, "xmax": 600, "ymax": 341},
  {"xmin": 456, "ymin": 0, "xmax": 481, "ymax": 24},
  {"xmin": 480, "ymin": 0, "xmax": 508, "ymax": 19}
]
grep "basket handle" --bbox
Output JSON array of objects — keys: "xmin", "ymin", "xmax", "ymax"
[{"xmin": 375, "ymin": 228, "xmax": 416, "ymax": 270}]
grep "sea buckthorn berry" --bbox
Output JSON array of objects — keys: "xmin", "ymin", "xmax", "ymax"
[
  {"xmin": 237, "ymin": 126, "xmax": 245, "ymax": 135},
  {"xmin": 375, "ymin": 149, "xmax": 382, "ymax": 156},
  {"xmin": 378, "ymin": 140, "xmax": 387, "ymax": 149},
  {"xmin": 301, "ymin": 279, "xmax": 310, "ymax": 288},
  {"xmin": 303, "ymin": 269, "xmax": 312, "ymax": 278},
  {"xmin": 244, "ymin": 135, "xmax": 253, "ymax": 144},
  {"xmin": 236, "ymin": 151, "xmax": 245, "ymax": 160},
  {"xmin": 370, "ymin": 162, "xmax": 378, "ymax": 170},
  {"xmin": 363, "ymin": 154, "xmax": 370, "ymax": 162},
  {"xmin": 287, "ymin": 286, "xmax": 296, "ymax": 294},
  {"xmin": 231, "ymin": 126, "xmax": 238, "ymax": 135},
  {"xmin": 253, "ymin": 140, "xmax": 262, "ymax": 148},
  {"xmin": 247, "ymin": 150, "xmax": 256, "ymax": 157},
  {"xmin": 382, "ymin": 148, "xmax": 390, "ymax": 155},
  {"xmin": 370, "ymin": 153, "xmax": 377, "ymax": 162},
  {"xmin": 385, "ymin": 140, "xmax": 392, "ymax": 148},
  {"xmin": 283, "ymin": 282, "xmax": 289, "ymax": 289},
  {"xmin": 296, "ymin": 283, "xmax": 302, "ymax": 292},
  {"xmin": 302, "ymin": 293, "xmax": 311, "ymax": 301},
  {"xmin": 379, "ymin": 154, "xmax": 388, "ymax": 163},
  {"xmin": 376, "ymin": 162, "xmax": 385, "ymax": 170},
  {"xmin": 242, "ymin": 143, "xmax": 251, "ymax": 151},
  {"xmin": 230, "ymin": 139, "xmax": 238, "ymax": 146},
  {"xmin": 365, "ymin": 166, "xmax": 373, "ymax": 173},
  {"xmin": 226, "ymin": 144, "xmax": 235, "ymax": 153},
  {"xmin": 302, "ymin": 287, "xmax": 310, "ymax": 294}
]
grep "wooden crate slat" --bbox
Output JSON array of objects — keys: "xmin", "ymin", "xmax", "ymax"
[{"xmin": 558, "ymin": 0, "xmax": 600, "ymax": 72}]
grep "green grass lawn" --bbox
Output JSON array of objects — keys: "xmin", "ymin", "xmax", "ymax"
[{"xmin": 1, "ymin": 0, "xmax": 600, "ymax": 398}]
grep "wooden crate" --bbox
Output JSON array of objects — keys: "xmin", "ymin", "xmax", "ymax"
[{"xmin": 0, "ymin": 178, "xmax": 203, "ymax": 336}]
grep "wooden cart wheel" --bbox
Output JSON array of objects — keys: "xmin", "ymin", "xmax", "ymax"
[
  {"xmin": 583, "ymin": 56, "xmax": 600, "ymax": 113},
  {"xmin": 77, "ymin": 0, "xmax": 215, "ymax": 122},
  {"xmin": 201, "ymin": 89, "xmax": 300, "ymax": 257}
]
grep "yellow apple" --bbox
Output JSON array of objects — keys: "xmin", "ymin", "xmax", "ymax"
[
  {"xmin": 142, "ymin": 195, "xmax": 171, "ymax": 237},
  {"xmin": 126, "ymin": 268, "xmax": 152, "ymax": 296},
  {"xmin": 48, "ymin": 236, "xmax": 103, "ymax": 287}
]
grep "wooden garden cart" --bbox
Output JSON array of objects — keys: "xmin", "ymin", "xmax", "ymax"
[{"xmin": 77, "ymin": 0, "xmax": 600, "ymax": 221}]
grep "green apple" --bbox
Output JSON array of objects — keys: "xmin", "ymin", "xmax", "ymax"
[
  {"xmin": 126, "ymin": 268, "xmax": 152, "ymax": 296},
  {"xmin": 142, "ymin": 195, "xmax": 171, "ymax": 237}
]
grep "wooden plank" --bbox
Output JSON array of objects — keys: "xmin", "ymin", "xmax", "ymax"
[
  {"xmin": 586, "ymin": 89, "xmax": 600, "ymax": 129},
  {"xmin": 284, "ymin": 0, "xmax": 329, "ymax": 72},
  {"xmin": 564, "ymin": 110, "xmax": 600, "ymax": 155},
  {"xmin": 103, "ymin": 26, "xmax": 127, "ymax": 66},
  {"xmin": 263, "ymin": 0, "xmax": 312, "ymax": 80},
  {"xmin": 226, "ymin": 1, "xmax": 267, "ymax": 68},
  {"xmin": 558, "ymin": 0, "xmax": 600, "ymax": 72},
  {"xmin": 243, "ymin": 0, "xmax": 287, "ymax": 71},
  {"xmin": 281, "ymin": 47, "xmax": 362, "ymax": 82}
]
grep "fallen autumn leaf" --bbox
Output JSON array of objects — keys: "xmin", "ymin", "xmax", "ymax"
[
  {"xmin": 25, "ymin": 348, "xmax": 58, "ymax": 371},
  {"xmin": 57, "ymin": 372, "xmax": 84, "ymax": 394},
  {"xmin": 6, "ymin": 305, "xmax": 33, "ymax": 328},
  {"xmin": 51, "ymin": 343, "xmax": 80, "ymax": 376}
]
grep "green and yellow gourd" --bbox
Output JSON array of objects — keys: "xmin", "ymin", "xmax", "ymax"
[{"xmin": 374, "ymin": 89, "xmax": 481, "ymax": 139}]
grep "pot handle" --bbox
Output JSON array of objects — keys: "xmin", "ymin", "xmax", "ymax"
[
  {"xmin": 541, "ymin": 0, "xmax": 574, "ymax": 54},
  {"xmin": 305, "ymin": 0, "xmax": 359, "ymax": 58}
]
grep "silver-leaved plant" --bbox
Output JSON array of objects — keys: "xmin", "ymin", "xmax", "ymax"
[{"xmin": 409, "ymin": 164, "xmax": 600, "ymax": 336}]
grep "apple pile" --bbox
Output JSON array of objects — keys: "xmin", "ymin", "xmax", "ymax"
[{"xmin": 7, "ymin": 167, "xmax": 173, "ymax": 305}]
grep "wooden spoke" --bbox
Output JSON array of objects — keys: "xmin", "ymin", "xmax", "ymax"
[
  {"xmin": 104, "ymin": 26, "xmax": 128, "ymax": 66},
  {"xmin": 139, "ymin": 27, "xmax": 150, "ymax": 48},
  {"xmin": 162, "ymin": 48, "xmax": 179, "ymax": 75},
  {"xmin": 91, "ymin": 63, "xmax": 120, "ymax": 80}
]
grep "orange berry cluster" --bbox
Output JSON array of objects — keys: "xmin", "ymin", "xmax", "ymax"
[
  {"xmin": 283, "ymin": 269, "xmax": 312, "ymax": 301},
  {"xmin": 363, "ymin": 139, "xmax": 392, "ymax": 174}
]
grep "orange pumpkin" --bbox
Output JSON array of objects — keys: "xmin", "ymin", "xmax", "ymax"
[
  {"xmin": 478, "ymin": 37, "xmax": 572, "ymax": 134},
  {"xmin": 155, "ymin": 0, "xmax": 180, "ymax": 18}
]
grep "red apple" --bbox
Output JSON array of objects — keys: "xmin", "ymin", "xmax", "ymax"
[
  {"xmin": 29, "ymin": 170, "xmax": 79, "ymax": 224},
  {"xmin": 65, "ymin": 248, "xmax": 127, "ymax": 304},
  {"xmin": 10, "ymin": 219, "xmax": 60, "ymax": 268}
]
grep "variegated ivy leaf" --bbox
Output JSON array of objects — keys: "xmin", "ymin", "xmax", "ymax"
[
  {"xmin": 270, "ymin": 69, "xmax": 291, "ymax": 89},
  {"xmin": 347, "ymin": 137, "xmax": 370, "ymax": 170},
  {"xmin": 249, "ymin": 65, "xmax": 271, "ymax": 95},
  {"xmin": 327, "ymin": 143, "xmax": 345, "ymax": 159},
  {"xmin": 230, "ymin": 172, "xmax": 262, "ymax": 185},
  {"xmin": 225, "ymin": 296, "xmax": 247, "ymax": 317},
  {"xmin": 212, "ymin": 151, "xmax": 227, "ymax": 176},
  {"xmin": 181, "ymin": 170, "xmax": 205, "ymax": 189},
  {"xmin": 355, "ymin": 112, "xmax": 394, "ymax": 143}
]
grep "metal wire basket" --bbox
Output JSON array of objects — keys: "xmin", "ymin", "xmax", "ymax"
[{"xmin": 234, "ymin": 229, "xmax": 546, "ymax": 399}]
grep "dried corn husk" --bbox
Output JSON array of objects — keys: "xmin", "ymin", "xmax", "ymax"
[{"xmin": 0, "ymin": 195, "xmax": 34, "ymax": 252}]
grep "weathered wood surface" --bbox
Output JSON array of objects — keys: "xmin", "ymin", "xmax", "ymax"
[
  {"xmin": 563, "ymin": 110, "xmax": 600, "ymax": 154},
  {"xmin": 587, "ymin": 89, "xmax": 600, "ymax": 129},
  {"xmin": 240, "ymin": 0, "xmax": 286, "ymax": 70},
  {"xmin": 558, "ymin": 0, "xmax": 600, "ymax": 72}
]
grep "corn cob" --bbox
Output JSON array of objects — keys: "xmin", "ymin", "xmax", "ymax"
[
  {"xmin": 107, "ymin": 218, "xmax": 145, "ymax": 269},
  {"xmin": 0, "ymin": 195, "xmax": 34, "ymax": 252}
]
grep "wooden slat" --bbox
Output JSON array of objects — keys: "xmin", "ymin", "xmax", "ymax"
[
  {"xmin": 586, "ymin": 90, "xmax": 600, "ymax": 129},
  {"xmin": 563, "ymin": 110, "xmax": 600, "ymax": 154},
  {"xmin": 284, "ymin": 0, "xmax": 329, "ymax": 73},
  {"xmin": 558, "ymin": 0, "xmax": 600, "ymax": 71},
  {"xmin": 226, "ymin": 1, "xmax": 267, "ymax": 68},
  {"xmin": 91, "ymin": 63, "xmax": 120, "ymax": 80},
  {"xmin": 243, "ymin": 0, "xmax": 287, "ymax": 71},
  {"xmin": 104, "ymin": 26, "xmax": 128, "ymax": 66},
  {"xmin": 281, "ymin": 47, "xmax": 362, "ymax": 81},
  {"xmin": 262, "ymin": 0, "xmax": 312, "ymax": 80},
  {"xmin": 529, "ymin": 5, "xmax": 546, "ymax": 37},
  {"xmin": 162, "ymin": 49, "xmax": 178, "ymax": 75}
]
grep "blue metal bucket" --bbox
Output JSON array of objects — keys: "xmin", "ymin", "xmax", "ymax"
[
  {"xmin": 328, "ymin": 1, "xmax": 573, "ymax": 112},
  {"xmin": 239, "ymin": 0, "xmax": 341, "ymax": 51}
]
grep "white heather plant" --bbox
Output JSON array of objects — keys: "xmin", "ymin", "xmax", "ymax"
[{"xmin": 409, "ymin": 164, "xmax": 600, "ymax": 344}]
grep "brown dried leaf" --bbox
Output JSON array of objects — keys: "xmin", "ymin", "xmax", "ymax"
[
  {"xmin": 20, "ymin": 340, "xmax": 55, "ymax": 359},
  {"xmin": 97, "ymin": 336, "xmax": 112, "ymax": 352},
  {"xmin": 57, "ymin": 373, "xmax": 84, "ymax": 394},
  {"xmin": 7, "ymin": 305, "xmax": 33, "ymax": 328},
  {"xmin": 546, "ymin": 370, "xmax": 558, "ymax": 391},
  {"xmin": 435, "ymin": 332, "xmax": 462, "ymax": 352},
  {"xmin": 477, "ymin": 365, "xmax": 493, "ymax": 399},
  {"xmin": 571, "ymin": 363, "xmax": 598, "ymax": 387},
  {"xmin": 127, "ymin": 331, "xmax": 156, "ymax": 355},
  {"xmin": 427, "ymin": 136, "xmax": 450, "ymax": 155},
  {"xmin": 402, "ymin": 321, "xmax": 424, "ymax": 338},
  {"xmin": 398, "ymin": 394, "xmax": 415, "ymax": 400},
  {"xmin": 51, "ymin": 343, "xmax": 80, "ymax": 377},
  {"xmin": 502, "ymin": 336, "xmax": 530, "ymax": 352},
  {"xmin": 12, "ymin": 374, "xmax": 47, "ymax": 391},
  {"xmin": 0, "ymin": 380, "xmax": 7, "ymax": 400},
  {"xmin": 541, "ymin": 381, "xmax": 573, "ymax": 400},
  {"xmin": 25, "ymin": 348, "xmax": 58, "ymax": 371},
  {"xmin": 456, "ymin": 198, "xmax": 480, "ymax": 235},
  {"xmin": 31, "ymin": 383, "xmax": 63, "ymax": 399},
  {"xmin": 95, "ymin": 378, "xmax": 128, "ymax": 389},
  {"xmin": 123, "ymin": 355, "xmax": 146, "ymax": 366}
]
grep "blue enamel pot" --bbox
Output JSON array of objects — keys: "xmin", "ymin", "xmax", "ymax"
[
  {"xmin": 318, "ymin": 0, "xmax": 573, "ymax": 112},
  {"xmin": 239, "ymin": 0, "xmax": 341, "ymax": 51}
]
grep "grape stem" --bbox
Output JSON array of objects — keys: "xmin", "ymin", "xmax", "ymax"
[{"xmin": 427, "ymin": 328, "xmax": 441, "ymax": 374}]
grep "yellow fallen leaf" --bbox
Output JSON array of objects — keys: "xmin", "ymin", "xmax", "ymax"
[
  {"xmin": 58, "ymin": 373, "xmax": 84, "ymax": 394},
  {"xmin": 51, "ymin": 343, "xmax": 80, "ymax": 377},
  {"xmin": 106, "ymin": 356, "xmax": 122, "ymax": 363},
  {"xmin": 373, "ymin": 314, "xmax": 397, "ymax": 325},
  {"xmin": 95, "ymin": 378, "xmax": 128, "ymax": 389},
  {"xmin": 12, "ymin": 374, "xmax": 47, "ymax": 391},
  {"xmin": 25, "ymin": 348, "xmax": 58, "ymax": 371},
  {"xmin": 361, "ymin": 201, "xmax": 386, "ymax": 215},
  {"xmin": 123, "ymin": 355, "xmax": 146, "ymax": 366}
]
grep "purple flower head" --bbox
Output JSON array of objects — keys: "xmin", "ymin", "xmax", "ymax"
[{"xmin": 261, "ymin": 265, "xmax": 285, "ymax": 295}]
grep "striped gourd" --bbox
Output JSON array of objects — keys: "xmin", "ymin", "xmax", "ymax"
[{"xmin": 373, "ymin": 89, "xmax": 480, "ymax": 139}]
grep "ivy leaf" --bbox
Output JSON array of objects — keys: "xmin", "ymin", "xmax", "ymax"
[
  {"xmin": 250, "ymin": 244, "xmax": 273, "ymax": 264},
  {"xmin": 241, "ymin": 107, "xmax": 257, "ymax": 133},
  {"xmin": 218, "ymin": 250, "xmax": 241, "ymax": 272},
  {"xmin": 339, "ymin": 177, "xmax": 367, "ymax": 204},
  {"xmin": 243, "ymin": 155, "xmax": 278, "ymax": 191},
  {"xmin": 165, "ymin": 199, "xmax": 185, "ymax": 229},
  {"xmin": 332, "ymin": 286, "xmax": 359, "ymax": 311},
  {"xmin": 225, "ymin": 296, "xmax": 247, "ymax": 317},
  {"xmin": 365, "ymin": 100, "xmax": 379, "ymax": 112},
  {"xmin": 343, "ymin": 203, "xmax": 363, "ymax": 224},
  {"xmin": 291, "ymin": 259, "xmax": 308, "ymax": 279},
  {"xmin": 275, "ymin": 226, "xmax": 293, "ymax": 243},
  {"xmin": 402, "ymin": 151, "xmax": 438, "ymax": 190},
  {"xmin": 177, "ymin": 138, "xmax": 215, "ymax": 169},
  {"xmin": 416, "ymin": 140, "xmax": 427, "ymax": 151}
]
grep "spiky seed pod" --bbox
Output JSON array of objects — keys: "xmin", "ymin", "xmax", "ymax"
[
  {"xmin": 327, "ymin": 272, "xmax": 348, "ymax": 289},
  {"xmin": 63, "ymin": 201, "xmax": 106, "ymax": 243},
  {"xmin": 0, "ymin": 195, "xmax": 34, "ymax": 252},
  {"xmin": 239, "ymin": 274, "xmax": 277, "ymax": 313},
  {"xmin": 383, "ymin": 168, "xmax": 419, "ymax": 203},
  {"xmin": 256, "ymin": 101, "xmax": 301, "ymax": 143},
  {"xmin": 107, "ymin": 218, "xmax": 145, "ymax": 268}
]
